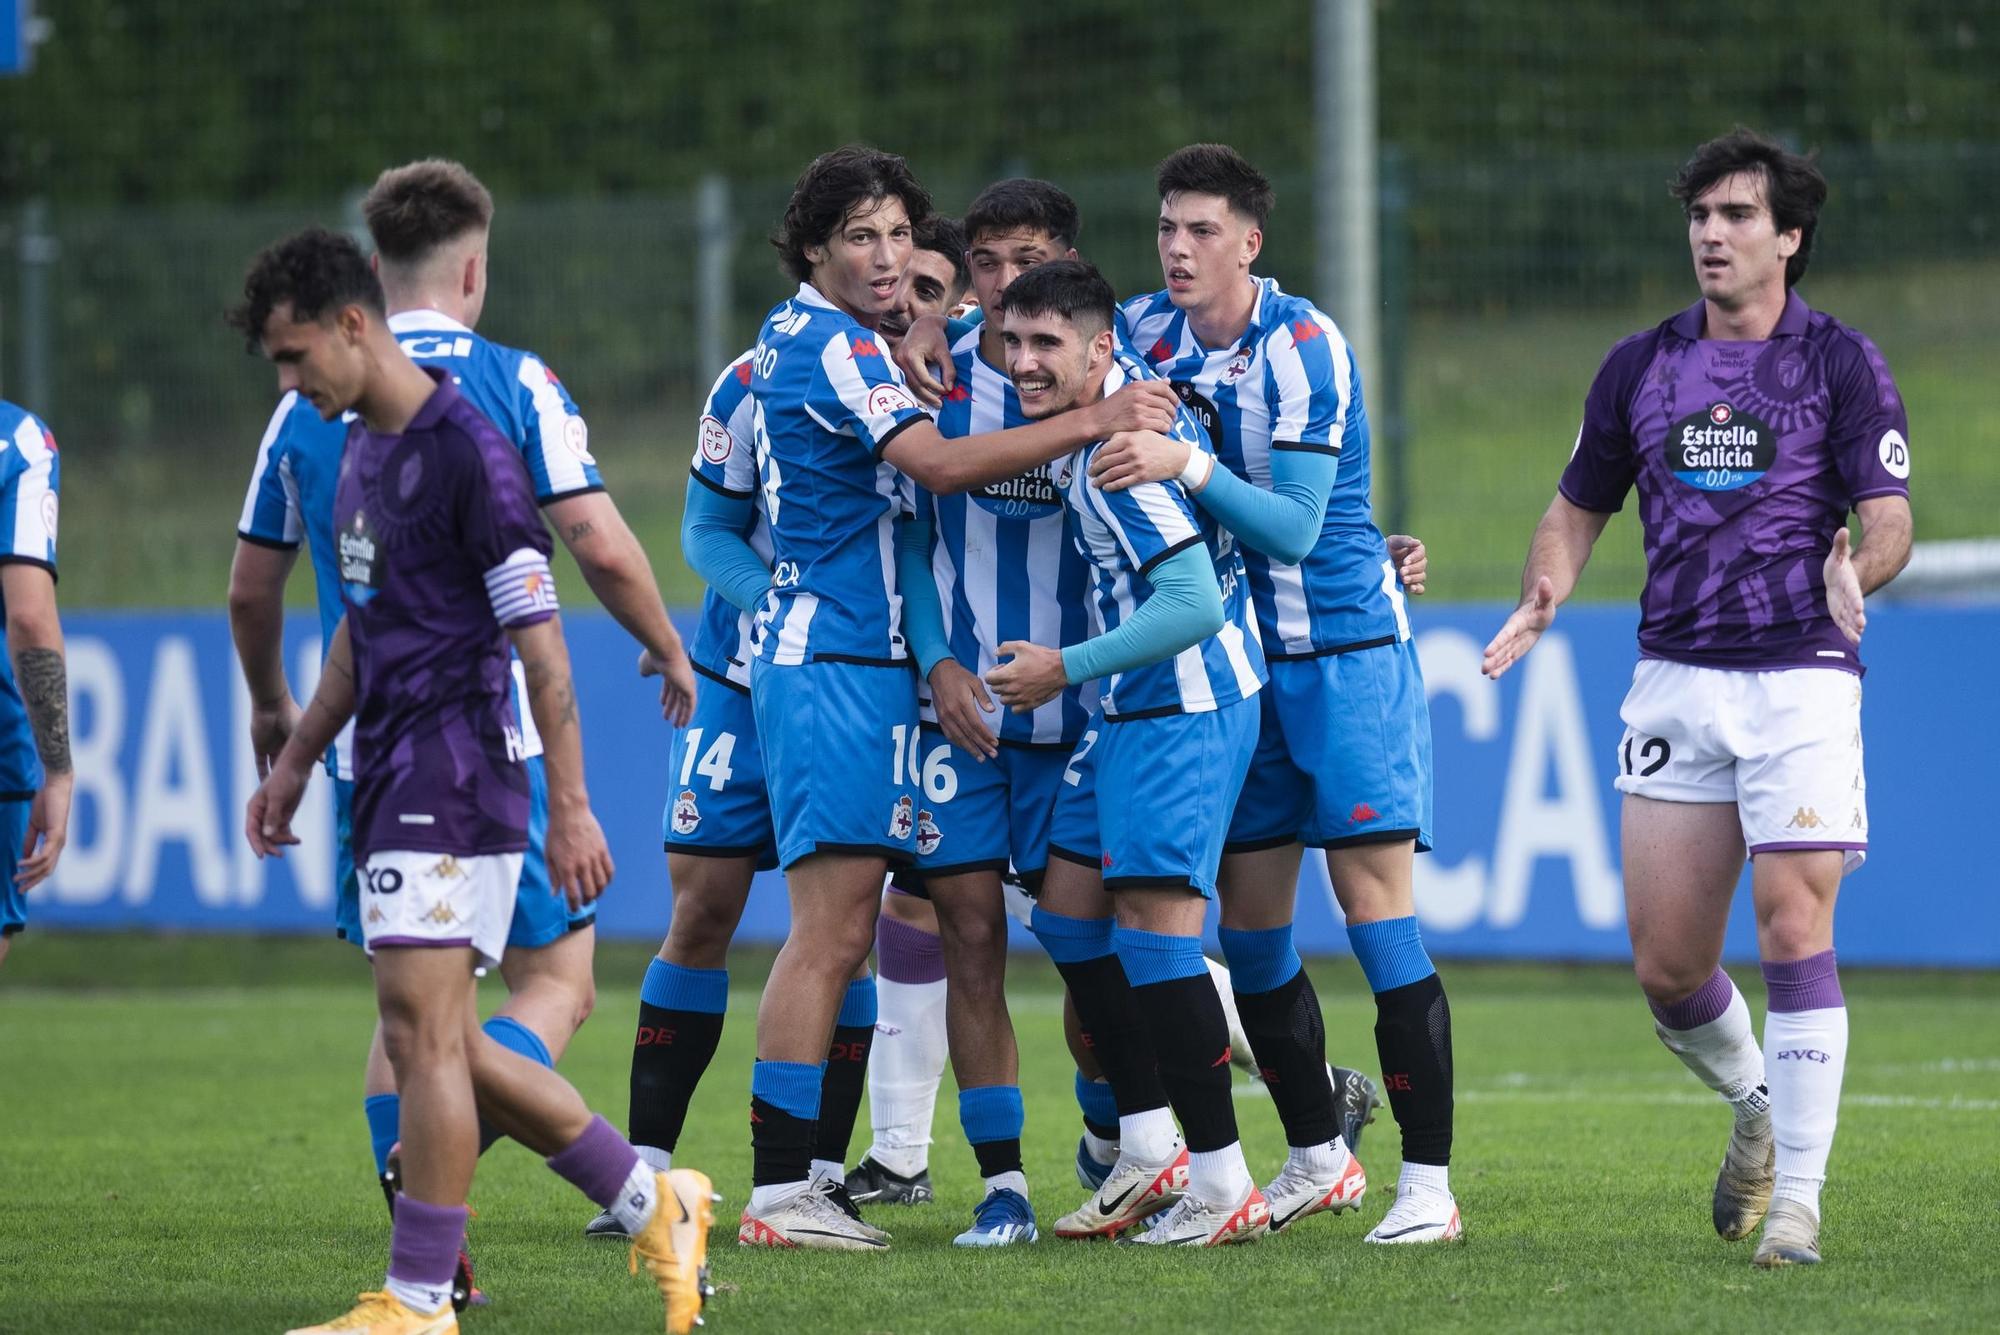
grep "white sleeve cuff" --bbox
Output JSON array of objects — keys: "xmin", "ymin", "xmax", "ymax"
[{"xmin": 484, "ymin": 547, "xmax": 559, "ymax": 626}]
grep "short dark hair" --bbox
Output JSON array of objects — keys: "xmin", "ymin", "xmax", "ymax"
[
  {"xmin": 915, "ymin": 214, "xmax": 969, "ymax": 292},
  {"xmin": 1156, "ymin": 144, "xmax": 1274, "ymax": 229},
  {"xmin": 771, "ymin": 145, "xmax": 933, "ymax": 283},
  {"xmin": 963, "ymin": 178, "xmax": 1081, "ymax": 253},
  {"xmin": 995, "ymin": 258, "xmax": 1116, "ymax": 338},
  {"xmin": 226, "ymin": 227, "xmax": 384, "ymax": 352},
  {"xmin": 362, "ymin": 159, "xmax": 495, "ymax": 265},
  {"xmin": 1671, "ymin": 127, "xmax": 1828, "ymax": 288}
]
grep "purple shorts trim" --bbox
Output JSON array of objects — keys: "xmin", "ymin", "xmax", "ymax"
[
  {"xmin": 369, "ymin": 936, "xmax": 476, "ymax": 949},
  {"xmin": 1749, "ymin": 840, "xmax": 1867, "ymax": 854}
]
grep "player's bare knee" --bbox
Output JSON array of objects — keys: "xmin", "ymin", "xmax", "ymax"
[{"xmin": 1633, "ymin": 954, "xmax": 1716, "ymax": 1006}]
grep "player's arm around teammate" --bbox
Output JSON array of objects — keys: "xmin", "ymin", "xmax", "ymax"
[{"xmin": 0, "ymin": 406, "xmax": 70, "ymax": 967}]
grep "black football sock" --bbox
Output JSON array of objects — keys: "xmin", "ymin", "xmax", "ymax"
[
  {"xmin": 1373, "ymin": 972, "xmax": 1454, "ymax": 1166},
  {"xmin": 813, "ymin": 976, "xmax": 876, "ymax": 1167},
  {"xmin": 630, "ymin": 960, "xmax": 730, "ymax": 1156},
  {"xmin": 1235, "ymin": 967, "xmax": 1341, "ymax": 1148}
]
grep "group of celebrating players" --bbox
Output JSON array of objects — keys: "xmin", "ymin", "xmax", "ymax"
[{"xmin": 0, "ymin": 122, "xmax": 1910, "ymax": 1334}]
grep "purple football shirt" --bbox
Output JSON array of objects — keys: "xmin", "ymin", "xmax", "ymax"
[
  {"xmin": 334, "ymin": 369, "xmax": 556, "ymax": 859},
  {"xmin": 1561, "ymin": 292, "xmax": 1910, "ymax": 673}
]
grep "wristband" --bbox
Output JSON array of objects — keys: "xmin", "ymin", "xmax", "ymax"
[{"xmin": 1176, "ymin": 447, "xmax": 1215, "ymax": 493}]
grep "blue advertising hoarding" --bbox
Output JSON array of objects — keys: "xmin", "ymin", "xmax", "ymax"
[{"xmin": 27, "ymin": 604, "xmax": 1998, "ymax": 966}]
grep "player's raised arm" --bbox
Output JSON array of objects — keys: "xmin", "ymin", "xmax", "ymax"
[
  {"xmin": 882, "ymin": 378, "xmax": 1179, "ymax": 496},
  {"xmin": 890, "ymin": 313, "xmax": 958, "ymax": 405},
  {"xmin": 1481, "ymin": 494, "xmax": 1611, "ymax": 679},
  {"xmin": 508, "ymin": 614, "xmax": 613, "ymax": 909}
]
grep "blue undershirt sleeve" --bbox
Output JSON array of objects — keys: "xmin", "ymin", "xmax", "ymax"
[
  {"xmin": 1060, "ymin": 543, "xmax": 1223, "ymax": 686},
  {"xmin": 1191, "ymin": 446, "xmax": 1338, "ymax": 567},
  {"xmin": 896, "ymin": 510, "xmax": 953, "ymax": 678},
  {"xmin": 680, "ymin": 473, "xmax": 770, "ymax": 613}
]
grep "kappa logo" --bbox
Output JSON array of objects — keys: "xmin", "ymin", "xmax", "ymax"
[
  {"xmin": 1785, "ymin": 806, "xmax": 1826, "ymax": 830},
  {"xmin": 889, "ymin": 794, "xmax": 915, "ymax": 841},
  {"xmin": 1147, "ymin": 338, "xmax": 1174, "ymax": 364},
  {"xmin": 671, "ymin": 789, "xmax": 701, "ymax": 837},
  {"xmin": 699, "ymin": 415, "xmax": 733, "ymax": 466},
  {"xmin": 942, "ymin": 382, "xmax": 972, "ymax": 403},
  {"xmin": 733, "ymin": 360, "xmax": 754, "ymax": 385},
  {"xmin": 421, "ymin": 902, "xmax": 458, "ymax": 926},
  {"xmin": 1290, "ymin": 319, "xmax": 1324, "ymax": 345},
  {"xmin": 917, "ymin": 809, "xmax": 942, "ymax": 857},
  {"xmin": 1100, "ymin": 852, "xmax": 1114, "ymax": 869},
  {"xmin": 428, "ymin": 855, "xmax": 466, "ymax": 881},
  {"xmin": 1348, "ymin": 802, "xmax": 1381, "ymax": 824},
  {"xmin": 849, "ymin": 338, "xmax": 882, "ymax": 360},
  {"xmin": 365, "ymin": 905, "xmax": 386, "ymax": 925}
]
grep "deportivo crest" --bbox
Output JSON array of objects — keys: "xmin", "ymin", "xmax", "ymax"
[
  {"xmin": 889, "ymin": 794, "xmax": 914, "ymax": 842},
  {"xmin": 916, "ymin": 809, "xmax": 942, "ymax": 857},
  {"xmin": 671, "ymin": 789, "xmax": 701, "ymax": 837},
  {"xmin": 1667, "ymin": 401, "xmax": 1775, "ymax": 491}
]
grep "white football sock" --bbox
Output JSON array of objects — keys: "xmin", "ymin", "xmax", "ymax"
[
  {"xmin": 1397, "ymin": 1161, "xmax": 1451, "ymax": 1197},
  {"xmin": 1188, "ymin": 1142, "xmax": 1253, "ymax": 1203},
  {"xmin": 384, "ymin": 1275, "xmax": 452, "ymax": 1315},
  {"xmin": 746, "ymin": 1179, "xmax": 810, "ymax": 1216},
  {"xmin": 635, "ymin": 1144, "xmax": 673, "ymax": 1173},
  {"xmin": 983, "ymin": 1170, "xmax": 1029, "ymax": 1198},
  {"xmin": 606, "ymin": 1159, "xmax": 660, "ymax": 1234},
  {"xmin": 864, "ymin": 976, "xmax": 950, "ymax": 1177},
  {"xmin": 1119, "ymin": 1107, "xmax": 1180, "ymax": 1164},
  {"xmin": 1082, "ymin": 1129, "xmax": 1120, "ymax": 1166},
  {"xmin": 1289, "ymin": 1135, "xmax": 1351, "ymax": 1176},
  {"xmin": 809, "ymin": 1158, "xmax": 843, "ymax": 1186},
  {"xmin": 1764, "ymin": 1005, "xmax": 1847, "ymax": 1214},
  {"xmin": 1653, "ymin": 982, "xmax": 1767, "ymax": 1118}
]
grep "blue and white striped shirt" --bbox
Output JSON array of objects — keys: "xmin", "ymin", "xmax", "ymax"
[
  {"xmin": 1121, "ymin": 277, "xmax": 1409, "ymax": 657},
  {"xmin": 919, "ymin": 325, "xmax": 1096, "ymax": 746},
  {"xmin": 0, "ymin": 401, "xmax": 60, "ymax": 796},
  {"xmin": 1058, "ymin": 356, "xmax": 1265, "ymax": 720},
  {"xmin": 749, "ymin": 283, "xmax": 930, "ymax": 667},
  {"xmin": 687, "ymin": 350, "xmax": 773, "ymax": 692}
]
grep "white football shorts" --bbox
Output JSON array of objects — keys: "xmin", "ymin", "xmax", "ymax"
[
  {"xmin": 359, "ymin": 849, "xmax": 526, "ymax": 969},
  {"xmin": 1614, "ymin": 659, "xmax": 1867, "ymax": 874}
]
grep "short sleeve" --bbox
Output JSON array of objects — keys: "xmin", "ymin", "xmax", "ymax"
[
  {"xmin": 1558, "ymin": 335, "xmax": 1650, "ymax": 514},
  {"xmin": 1081, "ymin": 460, "xmax": 1202, "ymax": 578},
  {"xmin": 1266, "ymin": 310, "xmax": 1350, "ymax": 454},
  {"xmin": 805, "ymin": 330, "xmax": 929, "ymax": 457},
  {"xmin": 1, "ymin": 410, "xmax": 59, "ymax": 572},
  {"xmin": 237, "ymin": 393, "xmax": 305, "ymax": 549},
  {"xmin": 1824, "ymin": 330, "xmax": 1911, "ymax": 504},
  {"xmin": 459, "ymin": 420, "xmax": 556, "ymax": 608},
  {"xmin": 692, "ymin": 353, "xmax": 760, "ymax": 498},
  {"xmin": 515, "ymin": 352, "xmax": 604, "ymax": 503}
]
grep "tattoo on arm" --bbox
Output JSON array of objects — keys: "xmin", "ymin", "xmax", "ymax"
[
  {"xmin": 565, "ymin": 520, "xmax": 596, "ymax": 543},
  {"xmin": 521, "ymin": 652, "xmax": 580, "ymax": 729},
  {"xmin": 17, "ymin": 647, "xmax": 70, "ymax": 776}
]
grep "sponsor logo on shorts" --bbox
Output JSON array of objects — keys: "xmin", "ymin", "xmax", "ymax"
[
  {"xmin": 1348, "ymin": 802, "xmax": 1381, "ymax": 824},
  {"xmin": 365, "ymin": 905, "xmax": 385, "ymax": 925},
  {"xmin": 671, "ymin": 789, "xmax": 701, "ymax": 837},
  {"xmin": 916, "ymin": 810, "xmax": 942, "ymax": 857},
  {"xmin": 1784, "ymin": 806, "xmax": 1826, "ymax": 830},
  {"xmin": 699, "ymin": 415, "xmax": 733, "ymax": 466},
  {"xmin": 1667, "ymin": 401, "xmax": 1776, "ymax": 491},
  {"xmin": 889, "ymin": 794, "xmax": 915, "ymax": 842},
  {"xmin": 428, "ymin": 856, "xmax": 465, "ymax": 881},
  {"xmin": 421, "ymin": 902, "xmax": 459, "ymax": 926}
]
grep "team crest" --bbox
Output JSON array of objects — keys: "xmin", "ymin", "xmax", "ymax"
[
  {"xmin": 671, "ymin": 789, "xmax": 701, "ymax": 837},
  {"xmin": 1221, "ymin": 353, "xmax": 1253, "ymax": 384},
  {"xmin": 916, "ymin": 810, "xmax": 942, "ymax": 857},
  {"xmin": 889, "ymin": 794, "xmax": 914, "ymax": 842}
]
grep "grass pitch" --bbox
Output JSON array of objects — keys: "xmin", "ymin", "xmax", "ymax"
[{"xmin": 2, "ymin": 936, "xmax": 1996, "ymax": 1334}]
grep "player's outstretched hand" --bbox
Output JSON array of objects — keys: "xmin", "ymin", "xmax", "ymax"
[
  {"xmin": 250, "ymin": 695, "xmax": 302, "ymax": 780},
  {"xmin": 929, "ymin": 659, "xmax": 999, "ymax": 761},
  {"xmin": 639, "ymin": 644, "xmax": 698, "ymax": 727},
  {"xmin": 986, "ymin": 640, "xmax": 1068, "ymax": 714},
  {"xmin": 1387, "ymin": 535, "xmax": 1428, "ymax": 596},
  {"xmin": 892, "ymin": 315, "xmax": 956, "ymax": 407},
  {"xmin": 16, "ymin": 771, "xmax": 70, "ymax": 892},
  {"xmin": 1089, "ymin": 430, "xmax": 1189, "ymax": 492},
  {"xmin": 1086, "ymin": 380, "xmax": 1180, "ymax": 439},
  {"xmin": 545, "ymin": 802, "xmax": 614, "ymax": 911},
  {"xmin": 246, "ymin": 760, "xmax": 310, "ymax": 859},
  {"xmin": 1824, "ymin": 526, "xmax": 1866, "ymax": 645},
  {"xmin": 1482, "ymin": 576, "xmax": 1557, "ymax": 679}
]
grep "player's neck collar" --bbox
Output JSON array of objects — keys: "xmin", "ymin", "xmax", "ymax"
[
  {"xmin": 1673, "ymin": 289, "xmax": 1810, "ymax": 342},
  {"xmin": 793, "ymin": 282, "xmax": 840, "ymax": 311},
  {"xmin": 388, "ymin": 308, "xmax": 473, "ymax": 336}
]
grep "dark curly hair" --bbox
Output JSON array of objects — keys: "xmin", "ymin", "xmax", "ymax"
[
  {"xmin": 963, "ymin": 178, "xmax": 1081, "ymax": 253},
  {"xmin": 226, "ymin": 227, "xmax": 384, "ymax": 352},
  {"xmin": 771, "ymin": 145, "xmax": 932, "ymax": 283},
  {"xmin": 1672, "ymin": 127, "xmax": 1828, "ymax": 289},
  {"xmin": 1156, "ymin": 144, "xmax": 1274, "ymax": 229},
  {"xmin": 362, "ymin": 158, "xmax": 495, "ymax": 265}
]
